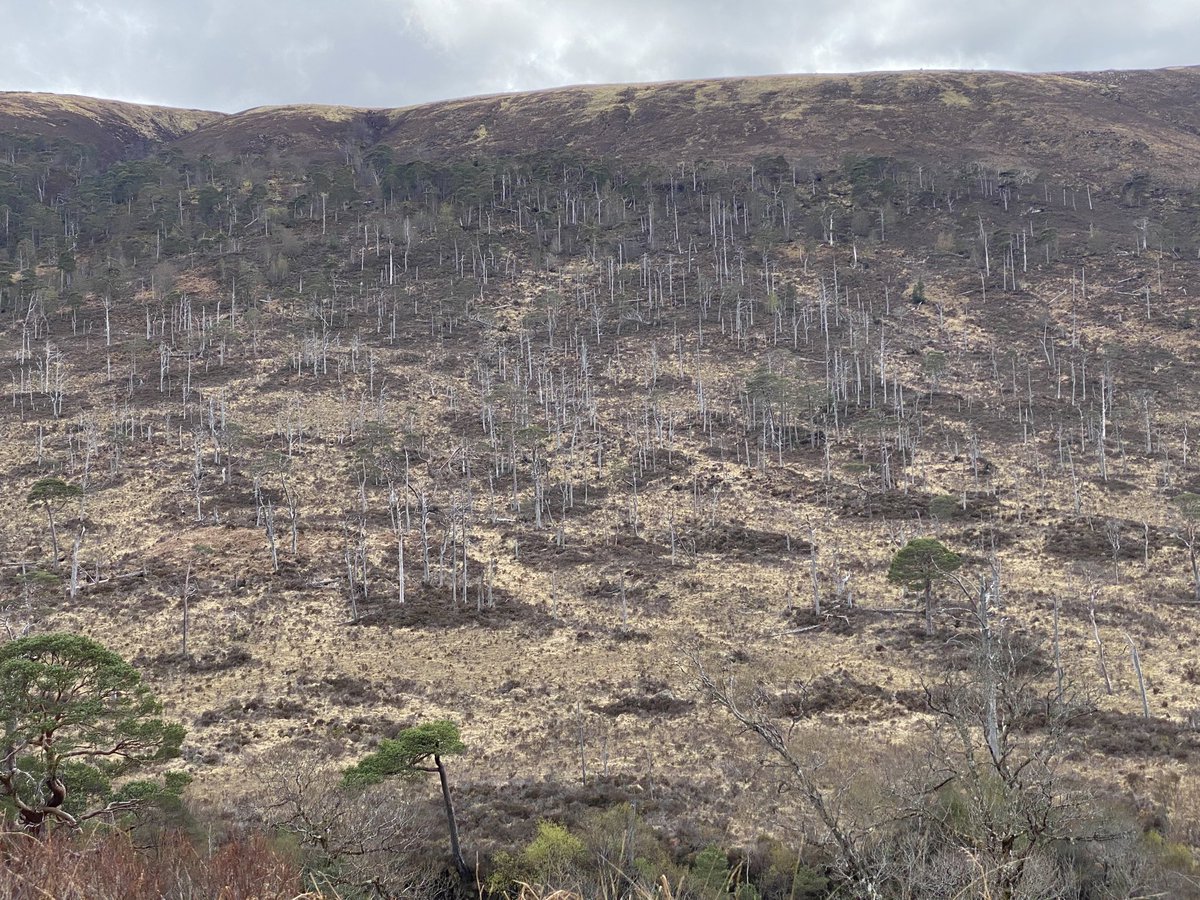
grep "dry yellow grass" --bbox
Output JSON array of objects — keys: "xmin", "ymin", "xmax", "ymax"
[{"xmin": 6, "ymin": 241, "xmax": 1197, "ymax": 847}]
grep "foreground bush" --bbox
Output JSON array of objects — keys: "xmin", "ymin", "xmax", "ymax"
[{"xmin": 0, "ymin": 829, "xmax": 307, "ymax": 900}]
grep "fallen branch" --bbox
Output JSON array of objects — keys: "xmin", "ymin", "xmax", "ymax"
[
  {"xmin": 66, "ymin": 568, "xmax": 147, "ymax": 593},
  {"xmin": 771, "ymin": 623, "xmax": 825, "ymax": 637}
]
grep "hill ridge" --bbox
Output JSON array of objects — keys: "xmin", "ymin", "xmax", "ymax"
[{"xmin": 4, "ymin": 67, "xmax": 1200, "ymax": 180}]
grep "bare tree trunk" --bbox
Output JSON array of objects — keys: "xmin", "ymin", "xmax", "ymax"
[
  {"xmin": 182, "ymin": 562, "xmax": 192, "ymax": 658},
  {"xmin": 808, "ymin": 525, "xmax": 820, "ymax": 617},
  {"xmin": 1124, "ymin": 632, "xmax": 1151, "ymax": 719},
  {"xmin": 69, "ymin": 528, "xmax": 84, "ymax": 600},
  {"xmin": 1052, "ymin": 594, "xmax": 1064, "ymax": 704},
  {"xmin": 43, "ymin": 503, "xmax": 59, "ymax": 562},
  {"xmin": 977, "ymin": 574, "xmax": 1001, "ymax": 765},
  {"xmin": 434, "ymin": 755, "xmax": 469, "ymax": 877},
  {"xmin": 1190, "ymin": 540, "xmax": 1200, "ymax": 604},
  {"xmin": 265, "ymin": 502, "xmax": 279, "ymax": 574},
  {"xmin": 923, "ymin": 576, "xmax": 934, "ymax": 636},
  {"xmin": 576, "ymin": 701, "xmax": 588, "ymax": 785},
  {"xmin": 397, "ymin": 530, "xmax": 405, "ymax": 605},
  {"xmin": 1088, "ymin": 593, "xmax": 1112, "ymax": 695},
  {"xmin": 283, "ymin": 477, "xmax": 299, "ymax": 555}
]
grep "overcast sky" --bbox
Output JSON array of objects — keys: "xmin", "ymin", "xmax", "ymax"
[{"xmin": 3, "ymin": 0, "xmax": 1197, "ymax": 112}]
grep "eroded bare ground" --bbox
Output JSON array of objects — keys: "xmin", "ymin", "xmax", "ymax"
[{"xmin": 3, "ymin": 70, "xmax": 1200, "ymax": 884}]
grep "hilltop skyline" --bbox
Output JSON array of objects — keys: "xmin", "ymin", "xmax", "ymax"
[{"xmin": 3, "ymin": 0, "xmax": 1197, "ymax": 113}]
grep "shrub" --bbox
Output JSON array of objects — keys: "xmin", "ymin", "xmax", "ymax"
[{"xmin": 489, "ymin": 820, "xmax": 587, "ymax": 894}]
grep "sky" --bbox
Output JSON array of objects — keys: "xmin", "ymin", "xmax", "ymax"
[{"xmin": 2, "ymin": 0, "xmax": 1197, "ymax": 113}]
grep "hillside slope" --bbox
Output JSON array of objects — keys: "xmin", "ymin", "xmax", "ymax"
[
  {"xmin": 0, "ymin": 91, "xmax": 220, "ymax": 160},
  {"xmin": 3, "ymin": 68, "xmax": 1200, "ymax": 895},
  {"xmin": 6, "ymin": 67, "xmax": 1200, "ymax": 179},
  {"xmin": 170, "ymin": 67, "xmax": 1200, "ymax": 179}
]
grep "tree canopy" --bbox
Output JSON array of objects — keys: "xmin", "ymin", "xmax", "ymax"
[
  {"xmin": 26, "ymin": 478, "xmax": 83, "ymax": 561},
  {"xmin": 26, "ymin": 477, "xmax": 83, "ymax": 506},
  {"xmin": 888, "ymin": 538, "xmax": 963, "ymax": 635},
  {"xmin": 1174, "ymin": 492, "xmax": 1200, "ymax": 523},
  {"xmin": 344, "ymin": 719, "xmax": 465, "ymax": 786},
  {"xmin": 0, "ymin": 633, "xmax": 185, "ymax": 833},
  {"xmin": 887, "ymin": 538, "xmax": 962, "ymax": 589}
]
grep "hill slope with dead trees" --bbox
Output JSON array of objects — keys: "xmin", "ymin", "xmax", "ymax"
[{"xmin": 2, "ymin": 68, "xmax": 1200, "ymax": 896}]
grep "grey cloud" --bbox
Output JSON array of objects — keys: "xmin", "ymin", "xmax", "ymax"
[{"xmin": 0, "ymin": 0, "xmax": 1196, "ymax": 112}]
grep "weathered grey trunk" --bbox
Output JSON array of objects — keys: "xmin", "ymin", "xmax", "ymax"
[
  {"xmin": 978, "ymin": 576, "xmax": 1000, "ymax": 764},
  {"xmin": 1125, "ymin": 633, "xmax": 1151, "ymax": 719},
  {"xmin": 435, "ymin": 754, "xmax": 469, "ymax": 876},
  {"xmin": 1190, "ymin": 542, "xmax": 1200, "ymax": 604}
]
